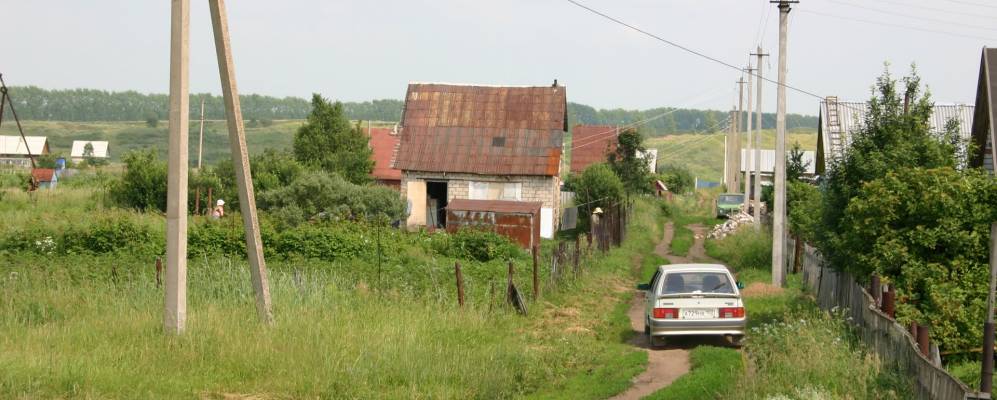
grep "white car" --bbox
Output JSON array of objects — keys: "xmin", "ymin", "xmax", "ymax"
[{"xmin": 638, "ymin": 264, "xmax": 746, "ymax": 347}]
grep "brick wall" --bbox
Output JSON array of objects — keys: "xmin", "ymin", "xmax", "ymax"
[{"xmin": 401, "ymin": 171, "xmax": 560, "ymax": 217}]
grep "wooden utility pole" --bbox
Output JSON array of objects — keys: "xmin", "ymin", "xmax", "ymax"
[
  {"xmin": 197, "ymin": 98, "xmax": 205, "ymax": 170},
  {"xmin": 164, "ymin": 0, "xmax": 190, "ymax": 335},
  {"xmin": 743, "ymin": 66, "xmax": 755, "ymax": 209},
  {"xmin": 209, "ymin": 0, "xmax": 274, "ymax": 324},
  {"xmin": 771, "ymin": 0, "xmax": 797, "ymax": 287},
  {"xmin": 982, "ymin": 222, "xmax": 997, "ymax": 393},
  {"xmin": 752, "ymin": 47, "xmax": 769, "ymax": 229}
]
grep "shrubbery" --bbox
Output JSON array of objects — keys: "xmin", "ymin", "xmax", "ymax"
[
  {"xmin": 432, "ymin": 228, "xmax": 523, "ymax": 262},
  {"xmin": 258, "ymin": 170, "xmax": 405, "ymax": 226},
  {"xmin": 108, "ymin": 149, "xmax": 167, "ymax": 212},
  {"xmin": 0, "ymin": 215, "xmax": 161, "ymax": 256}
]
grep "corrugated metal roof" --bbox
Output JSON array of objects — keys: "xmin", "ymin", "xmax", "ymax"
[
  {"xmin": 32, "ymin": 168, "xmax": 55, "ymax": 182},
  {"xmin": 570, "ymin": 125, "xmax": 617, "ymax": 173},
  {"xmin": 0, "ymin": 136, "xmax": 47, "ymax": 156},
  {"xmin": 395, "ymin": 83, "xmax": 567, "ymax": 176},
  {"xmin": 971, "ymin": 47, "xmax": 997, "ymax": 173},
  {"xmin": 818, "ymin": 100, "xmax": 975, "ymax": 171},
  {"xmin": 368, "ymin": 128, "xmax": 401, "ymax": 181},
  {"xmin": 70, "ymin": 140, "xmax": 109, "ymax": 158},
  {"xmin": 740, "ymin": 149, "xmax": 816, "ymax": 174},
  {"xmin": 447, "ymin": 199, "xmax": 543, "ymax": 213}
]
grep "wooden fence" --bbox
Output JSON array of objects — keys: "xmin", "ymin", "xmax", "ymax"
[{"xmin": 791, "ymin": 241, "xmax": 981, "ymax": 400}]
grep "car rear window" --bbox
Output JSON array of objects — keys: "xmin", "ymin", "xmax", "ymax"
[
  {"xmin": 719, "ymin": 195, "xmax": 743, "ymax": 204},
  {"xmin": 659, "ymin": 272, "xmax": 734, "ymax": 295}
]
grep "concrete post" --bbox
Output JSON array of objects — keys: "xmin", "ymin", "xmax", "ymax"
[
  {"xmin": 771, "ymin": 0, "xmax": 794, "ymax": 287},
  {"xmin": 209, "ymin": 0, "xmax": 273, "ymax": 324},
  {"xmin": 753, "ymin": 47, "xmax": 768, "ymax": 229},
  {"xmin": 164, "ymin": 0, "xmax": 190, "ymax": 335},
  {"xmin": 736, "ymin": 78, "xmax": 746, "ymax": 194},
  {"xmin": 744, "ymin": 67, "xmax": 755, "ymax": 208},
  {"xmin": 197, "ymin": 97, "xmax": 205, "ymax": 170}
]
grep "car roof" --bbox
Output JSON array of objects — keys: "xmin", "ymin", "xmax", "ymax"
[{"xmin": 657, "ymin": 264, "xmax": 731, "ymax": 273}]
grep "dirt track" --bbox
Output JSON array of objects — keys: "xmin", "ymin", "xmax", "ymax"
[{"xmin": 608, "ymin": 222, "xmax": 727, "ymax": 400}]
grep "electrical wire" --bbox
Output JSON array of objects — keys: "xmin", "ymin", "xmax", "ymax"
[
  {"xmin": 826, "ymin": 0, "xmax": 997, "ymax": 32},
  {"xmin": 563, "ymin": 0, "xmax": 827, "ymax": 101},
  {"xmin": 862, "ymin": 0, "xmax": 997, "ymax": 20},
  {"xmin": 940, "ymin": 0, "xmax": 997, "ymax": 10},
  {"xmin": 798, "ymin": 9, "xmax": 997, "ymax": 41}
]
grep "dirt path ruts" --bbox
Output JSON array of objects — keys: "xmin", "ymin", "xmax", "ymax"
[{"xmin": 609, "ymin": 222, "xmax": 694, "ymax": 400}]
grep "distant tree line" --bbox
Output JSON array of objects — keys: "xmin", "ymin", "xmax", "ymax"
[{"xmin": 7, "ymin": 86, "xmax": 817, "ymax": 134}]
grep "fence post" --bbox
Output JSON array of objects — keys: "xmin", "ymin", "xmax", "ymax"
[
  {"xmin": 573, "ymin": 235, "xmax": 581, "ymax": 276},
  {"xmin": 532, "ymin": 245, "xmax": 540, "ymax": 301},
  {"xmin": 155, "ymin": 257, "xmax": 163, "ymax": 288},
  {"xmin": 910, "ymin": 321, "xmax": 919, "ymax": 342},
  {"xmin": 871, "ymin": 275, "xmax": 881, "ymax": 308},
  {"xmin": 206, "ymin": 187, "xmax": 213, "ymax": 216},
  {"xmin": 917, "ymin": 324, "xmax": 930, "ymax": 357},
  {"xmin": 882, "ymin": 285, "xmax": 896, "ymax": 318},
  {"xmin": 454, "ymin": 262, "xmax": 465, "ymax": 308},
  {"xmin": 194, "ymin": 187, "xmax": 201, "ymax": 215}
]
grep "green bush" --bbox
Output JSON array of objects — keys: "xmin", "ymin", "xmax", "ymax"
[
  {"xmin": 657, "ymin": 164, "xmax": 693, "ymax": 194},
  {"xmin": 440, "ymin": 228, "xmax": 523, "ymax": 262},
  {"xmin": 258, "ymin": 170, "xmax": 405, "ymax": 225},
  {"xmin": 567, "ymin": 163, "xmax": 625, "ymax": 233},
  {"xmin": 109, "ymin": 149, "xmax": 167, "ymax": 212},
  {"xmin": 706, "ymin": 226, "xmax": 772, "ymax": 272},
  {"xmin": 1, "ymin": 215, "xmax": 161, "ymax": 257}
]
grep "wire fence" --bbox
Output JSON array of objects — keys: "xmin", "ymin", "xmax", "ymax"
[{"xmin": 790, "ymin": 239, "xmax": 981, "ymax": 400}]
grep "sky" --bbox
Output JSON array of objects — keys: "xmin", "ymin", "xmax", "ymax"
[{"xmin": 3, "ymin": 0, "xmax": 996, "ymax": 116}]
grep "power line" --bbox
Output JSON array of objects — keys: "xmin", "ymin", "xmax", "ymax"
[
  {"xmin": 862, "ymin": 0, "xmax": 997, "ymax": 20},
  {"xmin": 940, "ymin": 0, "xmax": 997, "ymax": 10},
  {"xmin": 563, "ymin": 0, "xmax": 826, "ymax": 101},
  {"xmin": 826, "ymin": 0, "xmax": 997, "ymax": 32},
  {"xmin": 798, "ymin": 9, "xmax": 997, "ymax": 41}
]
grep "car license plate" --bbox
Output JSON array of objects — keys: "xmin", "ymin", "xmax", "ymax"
[{"xmin": 682, "ymin": 308, "xmax": 717, "ymax": 320}]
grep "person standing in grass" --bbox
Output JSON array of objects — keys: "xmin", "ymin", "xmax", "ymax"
[{"xmin": 212, "ymin": 199, "xmax": 225, "ymax": 219}]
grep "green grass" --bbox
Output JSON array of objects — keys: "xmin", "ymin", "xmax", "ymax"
[
  {"xmin": 0, "ymin": 180, "xmax": 668, "ymax": 398},
  {"xmin": 703, "ymin": 228, "xmax": 914, "ymax": 399},
  {"xmin": 643, "ymin": 346, "xmax": 743, "ymax": 400},
  {"xmin": 647, "ymin": 129, "xmax": 816, "ymax": 183},
  {"xmin": 663, "ymin": 193, "xmax": 721, "ymax": 257}
]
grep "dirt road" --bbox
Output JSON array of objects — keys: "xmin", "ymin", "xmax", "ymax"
[{"xmin": 608, "ymin": 223, "xmax": 725, "ymax": 400}]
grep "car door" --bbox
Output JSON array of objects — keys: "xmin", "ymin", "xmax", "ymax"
[{"xmin": 645, "ymin": 270, "xmax": 661, "ymax": 320}]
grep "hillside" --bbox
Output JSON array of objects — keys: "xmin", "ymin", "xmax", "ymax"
[
  {"xmin": 6, "ymin": 86, "xmax": 818, "ymax": 137},
  {"xmin": 647, "ymin": 128, "xmax": 818, "ymax": 183}
]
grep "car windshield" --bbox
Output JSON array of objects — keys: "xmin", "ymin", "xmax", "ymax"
[
  {"xmin": 660, "ymin": 272, "xmax": 735, "ymax": 295},
  {"xmin": 718, "ymin": 195, "xmax": 743, "ymax": 204}
]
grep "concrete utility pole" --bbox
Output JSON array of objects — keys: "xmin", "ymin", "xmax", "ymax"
[
  {"xmin": 197, "ymin": 97, "xmax": 205, "ymax": 170},
  {"xmin": 726, "ymin": 110, "xmax": 738, "ymax": 188},
  {"xmin": 165, "ymin": 0, "xmax": 190, "ymax": 335},
  {"xmin": 743, "ymin": 66, "xmax": 755, "ymax": 209},
  {"xmin": 752, "ymin": 47, "xmax": 769, "ymax": 230},
  {"xmin": 209, "ymin": 0, "xmax": 274, "ymax": 324},
  {"xmin": 736, "ymin": 78, "xmax": 746, "ymax": 194},
  {"xmin": 770, "ymin": 0, "xmax": 796, "ymax": 287}
]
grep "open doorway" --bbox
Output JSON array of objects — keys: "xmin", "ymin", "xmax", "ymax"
[{"xmin": 426, "ymin": 181, "xmax": 448, "ymax": 228}]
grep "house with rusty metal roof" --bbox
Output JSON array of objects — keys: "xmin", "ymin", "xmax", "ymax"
[
  {"xmin": 367, "ymin": 126, "xmax": 402, "ymax": 189},
  {"xmin": 817, "ymin": 98, "xmax": 975, "ymax": 175},
  {"xmin": 394, "ymin": 81, "xmax": 567, "ymax": 238},
  {"xmin": 970, "ymin": 47, "xmax": 997, "ymax": 174},
  {"xmin": 570, "ymin": 125, "xmax": 618, "ymax": 174}
]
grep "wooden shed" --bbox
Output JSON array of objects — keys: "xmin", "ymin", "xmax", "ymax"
[{"xmin": 446, "ymin": 199, "xmax": 542, "ymax": 249}]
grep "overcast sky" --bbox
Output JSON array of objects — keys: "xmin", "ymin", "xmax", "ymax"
[{"xmin": 3, "ymin": 0, "xmax": 995, "ymax": 115}]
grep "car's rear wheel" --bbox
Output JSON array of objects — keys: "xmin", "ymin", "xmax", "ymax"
[{"xmin": 729, "ymin": 335, "xmax": 745, "ymax": 347}]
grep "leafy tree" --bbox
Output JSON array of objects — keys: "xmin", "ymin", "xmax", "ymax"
[
  {"xmin": 80, "ymin": 142, "xmax": 108, "ymax": 167},
  {"xmin": 213, "ymin": 149, "xmax": 304, "ymax": 210},
  {"xmin": 109, "ymin": 149, "xmax": 167, "ymax": 212},
  {"xmin": 787, "ymin": 181, "xmax": 821, "ymax": 243},
  {"xmin": 257, "ymin": 170, "xmax": 405, "ymax": 227},
  {"xmin": 567, "ymin": 163, "xmax": 625, "ymax": 233},
  {"xmin": 657, "ymin": 164, "xmax": 694, "ymax": 194},
  {"xmin": 818, "ymin": 67, "xmax": 957, "ymax": 272},
  {"xmin": 837, "ymin": 167, "xmax": 996, "ymax": 350},
  {"xmin": 787, "ymin": 142, "xmax": 810, "ymax": 182},
  {"xmin": 607, "ymin": 128, "xmax": 651, "ymax": 195},
  {"xmin": 704, "ymin": 112, "xmax": 718, "ymax": 133},
  {"xmin": 35, "ymin": 153, "xmax": 64, "ymax": 169},
  {"xmin": 145, "ymin": 116, "xmax": 159, "ymax": 128},
  {"xmin": 293, "ymin": 94, "xmax": 374, "ymax": 184}
]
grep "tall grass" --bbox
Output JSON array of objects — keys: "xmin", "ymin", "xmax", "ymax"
[
  {"xmin": 0, "ymin": 192, "xmax": 666, "ymax": 398},
  {"xmin": 705, "ymin": 225, "xmax": 772, "ymax": 272}
]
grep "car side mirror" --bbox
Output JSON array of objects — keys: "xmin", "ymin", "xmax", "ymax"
[
  {"xmin": 736, "ymin": 281, "xmax": 745, "ymax": 290},
  {"xmin": 637, "ymin": 283, "xmax": 651, "ymax": 291}
]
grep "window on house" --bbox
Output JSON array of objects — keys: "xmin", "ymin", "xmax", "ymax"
[
  {"xmin": 492, "ymin": 137, "xmax": 505, "ymax": 147},
  {"xmin": 469, "ymin": 181, "xmax": 522, "ymax": 201}
]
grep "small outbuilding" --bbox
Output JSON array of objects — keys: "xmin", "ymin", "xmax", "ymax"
[
  {"xmin": 31, "ymin": 168, "xmax": 57, "ymax": 189},
  {"xmin": 0, "ymin": 136, "xmax": 49, "ymax": 168},
  {"xmin": 446, "ymin": 199, "xmax": 542, "ymax": 249}
]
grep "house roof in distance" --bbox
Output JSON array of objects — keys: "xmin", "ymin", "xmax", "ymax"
[
  {"xmin": 70, "ymin": 140, "xmax": 110, "ymax": 158},
  {"xmin": 394, "ymin": 82, "xmax": 567, "ymax": 176},
  {"xmin": 368, "ymin": 127, "xmax": 401, "ymax": 181},
  {"xmin": 570, "ymin": 125, "xmax": 618, "ymax": 174},
  {"xmin": 0, "ymin": 136, "xmax": 47, "ymax": 156}
]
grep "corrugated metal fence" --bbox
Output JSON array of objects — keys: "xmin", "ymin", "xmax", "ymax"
[{"xmin": 791, "ymin": 241, "xmax": 980, "ymax": 400}]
